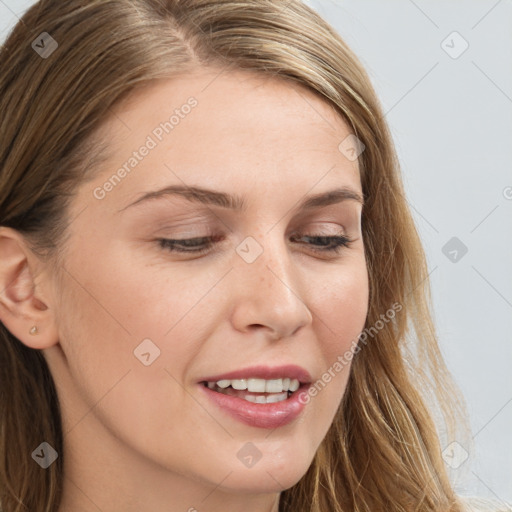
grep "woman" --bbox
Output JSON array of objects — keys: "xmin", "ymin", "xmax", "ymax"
[{"xmin": 0, "ymin": 0, "xmax": 507, "ymax": 511}]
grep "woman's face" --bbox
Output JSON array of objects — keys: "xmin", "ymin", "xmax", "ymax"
[{"xmin": 43, "ymin": 68, "xmax": 369, "ymax": 507}]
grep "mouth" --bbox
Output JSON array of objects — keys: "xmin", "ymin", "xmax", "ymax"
[
  {"xmin": 199, "ymin": 377, "xmax": 311, "ymax": 429},
  {"xmin": 201, "ymin": 377, "xmax": 305, "ymax": 404}
]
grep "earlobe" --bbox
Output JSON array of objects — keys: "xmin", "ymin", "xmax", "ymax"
[{"xmin": 0, "ymin": 227, "xmax": 58, "ymax": 350}]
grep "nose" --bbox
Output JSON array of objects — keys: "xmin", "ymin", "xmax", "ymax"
[{"xmin": 229, "ymin": 234, "xmax": 313, "ymax": 341}]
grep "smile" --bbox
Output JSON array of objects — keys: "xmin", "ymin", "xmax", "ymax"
[{"xmin": 203, "ymin": 377, "xmax": 300, "ymax": 403}]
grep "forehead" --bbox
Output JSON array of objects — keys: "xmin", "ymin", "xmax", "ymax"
[
  {"xmin": 83, "ymin": 68, "xmax": 362, "ymax": 214},
  {"xmin": 110, "ymin": 67, "xmax": 342, "ymax": 122},
  {"xmin": 97, "ymin": 67, "xmax": 356, "ymax": 160}
]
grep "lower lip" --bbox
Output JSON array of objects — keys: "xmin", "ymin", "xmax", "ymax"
[{"xmin": 199, "ymin": 383, "xmax": 311, "ymax": 429}]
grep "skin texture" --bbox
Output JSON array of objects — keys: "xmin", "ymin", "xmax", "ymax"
[{"xmin": 0, "ymin": 68, "xmax": 369, "ymax": 512}]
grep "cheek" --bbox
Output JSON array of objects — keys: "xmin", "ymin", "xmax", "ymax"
[
  {"xmin": 311, "ymin": 258, "xmax": 369, "ymax": 352},
  {"xmin": 52, "ymin": 248, "xmax": 189, "ymax": 412},
  {"xmin": 53, "ymin": 256, "xmax": 208, "ymax": 467},
  {"xmin": 290, "ymin": 257, "xmax": 368, "ymax": 427}
]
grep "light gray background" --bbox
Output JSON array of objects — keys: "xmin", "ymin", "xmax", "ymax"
[{"xmin": 1, "ymin": 0, "xmax": 511, "ymax": 504}]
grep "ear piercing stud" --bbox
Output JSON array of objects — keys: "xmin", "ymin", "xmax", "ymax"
[{"xmin": 29, "ymin": 326, "xmax": 38, "ymax": 335}]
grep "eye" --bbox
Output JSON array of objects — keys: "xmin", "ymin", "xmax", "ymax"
[
  {"xmin": 157, "ymin": 232, "xmax": 354, "ymax": 255},
  {"xmin": 157, "ymin": 235, "xmax": 222, "ymax": 255},
  {"xmin": 289, "ymin": 233, "xmax": 354, "ymax": 254}
]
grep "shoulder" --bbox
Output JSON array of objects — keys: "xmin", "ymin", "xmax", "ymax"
[{"xmin": 458, "ymin": 495, "xmax": 512, "ymax": 512}]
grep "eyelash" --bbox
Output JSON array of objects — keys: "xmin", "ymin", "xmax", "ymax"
[{"xmin": 157, "ymin": 233, "xmax": 354, "ymax": 255}]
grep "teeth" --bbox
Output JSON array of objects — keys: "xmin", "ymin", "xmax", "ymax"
[
  {"xmin": 231, "ymin": 379, "xmax": 247, "ymax": 390},
  {"xmin": 289, "ymin": 379, "xmax": 300, "ymax": 392},
  {"xmin": 264, "ymin": 392, "xmax": 288, "ymax": 403},
  {"xmin": 265, "ymin": 379, "xmax": 283, "ymax": 393},
  {"xmin": 231, "ymin": 391, "xmax": 289, "ymax": 404},
  {"xmin": 248, "ymin": 378, "xmax": 266, "ymax": 392},
  {"xmin": 206, "ymin": 377, "xmax": 301, "ymax": 393}
]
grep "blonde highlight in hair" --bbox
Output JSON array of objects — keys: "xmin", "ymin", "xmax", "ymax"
[{"xmin": 0, "ymin": 1, "xmax": 472, "ymax": 510}]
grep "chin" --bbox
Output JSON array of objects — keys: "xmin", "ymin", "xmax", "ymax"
[
  {"xmin": 213, "ymin": 448, "xmax": 312, "ymax": 494},
  {"xmin": 219, "ymin": 467, "xmax": 306, "ymax": 495}
]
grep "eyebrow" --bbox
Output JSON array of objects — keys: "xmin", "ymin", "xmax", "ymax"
[{"xmin": 118, "ymin": 184, "xmax": 364, "ymax": 213}]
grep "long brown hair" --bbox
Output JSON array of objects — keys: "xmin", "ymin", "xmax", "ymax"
[{"xmin": 0, "ymin": 1, "xmax": 472, "ymax": 510}]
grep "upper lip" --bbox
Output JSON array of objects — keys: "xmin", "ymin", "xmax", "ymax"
[{"xmin": 199, "ymin": 364, "xmax": 312, "ymax": 384}]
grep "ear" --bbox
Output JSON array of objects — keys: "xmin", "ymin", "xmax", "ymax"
[{"xmin": 0, "ymin": 227, "xmax": 59, "ymax": 350}]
